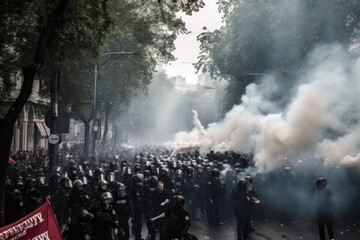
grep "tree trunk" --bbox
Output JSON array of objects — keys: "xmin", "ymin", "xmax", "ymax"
[
  {"xmin": 112, "ymin": 119, "xmax": 117, "ymax": 149},
  {"xmin": 0, "ymin": 0, "xmax": 70, "ymax": 227},
  {"xmin": 82, "ymin": 118, "xmax": 91, "ymax": 161},
  {"xmin": 101, "ymin": 102, "xmax": 112, "ymax": 153}
]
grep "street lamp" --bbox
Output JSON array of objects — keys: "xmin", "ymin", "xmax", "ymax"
[{"xmin": 92, "ymin": 51, "xmax": 139, "ymax": 158}]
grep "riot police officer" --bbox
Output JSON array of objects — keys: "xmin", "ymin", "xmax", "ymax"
[
  {"xmin": 89, "ymin": 191, "xmax": 119, "ymax": 240},
  {"xmin": 93, "ymin": 179, "xmax": 110, "ymax": 203},
  {"xmin": 144, "ymin": 175, "xmax": 159, "ymax": 240},
  {"xmin": 244, "ymin": 175, "xmax": 259, "ymax": 232},
  {"xmin": 130, "ymin": 174, "xmax": 145, "ymax": 240},
  {"xmin": 183, "ymin": 167, "xmax": 198, "ymax": 219},
  {"xmin": 49, "ymin": 172, "xmax": 68, "ymax": 228},
  {"xmin": 69, "ymin": 179, "xmax": 91, "ymax": 223},
  {"xmin": 150, "ymin": 195, "xmax": 191, "ymax": 240},
  {"xmin": 23, "ymin": 177, "xmax": 45, "ymax": 214},
  {"xmin": 63, "ymin": 209, "xmax": 93, "ymax": 240},
  {"xmin": 231, "ymin": 179, "xmax": 252, "ymax": 240},
  {"xmin": 205, "ymin": 168, "xmax": 225, "ymax": 226},
  {"xmin": 113, "ymin": 182, "xmax": 132, "ymax": 240},
  {"xmin": 174, "ymin": 169, "xmax": 185, "ymax": 196}
]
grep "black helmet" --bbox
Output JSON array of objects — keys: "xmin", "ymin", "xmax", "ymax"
[
  {"xmin": 244, "ymin": 175, "xmax": 253, "ymax": 184},
  {"xmin": 101, "ymin": 191, "xmax": 113, "ymax": 203},
  {"xmin": 315, "ymin": 178, "xmax": 327, "ymax": 189},
  {"xmin": 107, "ymin": 172, "xmax": 115, "ymax": 183},
  {"xmin": 160, "ymin": 168, "xmax": 169, "ymax": 176},
  {"xmin": 98, "ymin": 179, "xmax": 108, "ymax": 188},
  {"xmin": 173, "ymin": 195, "xmax": 185, "ymax": 208},
  {"xmin": 133, "ymin": 164, "xmax": 141, "ymax": 173},
  {"xmin": 132, "ymin": 174, "xmax": 143, "ymax": 186},
  {"xmin": 49, "ymin": 173, "xmax": 61, "ymax": 185},
  {"xmin": 37, "ymin": 177, "xmax": 46, "ymax": 186},
  {"xmin": 175, "ymin": 169, "xmax": 183, "ymax": 178},
  {"xmin": 109, "ymin": 161, "xmax": 118, "ymax": 170},
  {"xmin": 211, "ymin": 168, "xmax": 220, "ymax": 177},
  {"xmin": 144, "ymin": 170, "xmax": 151, "ymax": 177},
  {"xmin": 61, "ymin": 177, "xmax": 73, "ymax": 189},
  {"xmin": 73, "ymin": 179, "xmax": 84, "ymax": 188},
  {"xmin": 115, "ymin": 182, "xmax": 126, "ymax": 197},
  {"xmin": 238, "ymin": 179, "xmax": 247, "ymax": 192},
  {"xmin": 54, "ymin": 166, "xmax": 62, "ymax": 173},
  {"xmin": 186, "ymin": 166, "xmax": 194, "ymax": 175},
  {"xmin": 78, "ymin": 209, "xmax": 94, "ymax": 223},
  {"xmin": 148, "ymin": 176, "xmax": 158, "ymax": 188}
]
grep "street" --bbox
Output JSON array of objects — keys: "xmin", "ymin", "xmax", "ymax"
[{"xmin": 135, "ymin": 214, "xmax": 360, "ymax": 240}]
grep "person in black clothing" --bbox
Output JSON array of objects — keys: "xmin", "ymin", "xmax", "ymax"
[
  {"xmin": 231, "ymin": 179, "xmax": 252, "ymax": 240},
  {"xmin": 153, "ymin": 181, "xmax": 170, "ymax": 240},
  {"xmin": 244, "ymin": 175, "xmax": 259, "ymax": 233},
  {"xmin": 49, "ymin": 172, "xmax": 68, "ymax": 228},
  {"xmin": 63, "ymin": 209, "xmax": 93, "ymax": 240},
  {"xmin": 174, "ymin": 169, "xmax": 185, "ymax": 196},
  {"xmin": 159, "ymin": 168, "xmax": 175, "ymax": 196},
  {"xmin": 130, "ymin": 174, "xmax": 145, "ymax": 240},
  {"xmin": 205, "ymin": 168, "xmax": 225, "ymax": 226},
  {"xmin": 69, "ymin": 179, "xmax": 91, "ymax": 223},
  {"xmin": 5, "ymin": 188, "xmax": 25, "ymax": 224},
  {"xmin": 93, "ymin": 179, "xmax": 110, "ymax": 203},
  {"xmin": 113, "ymin": 182, "xmax": 132, "ymax": 240},
  {"xmin": 23, "ymin": 177, "xmax": 45, "ymax": 214},
  {"xmin": 89, "ymin": 191, "xmax": 119, "ymax": 240},
  {"xmin": 144, "ymin": 175, "xmax": 159, "ymax": 240},
  {"xmin": 150, "ymin": 195, "xmax": 191, "ymax": 240},
  {"xmin": 183, "ymin": 167, "xmax": 198, "ymax": 219},
  {"xmin": 315, "ymin": 178, "xmax": 335, "ymax": 240}
]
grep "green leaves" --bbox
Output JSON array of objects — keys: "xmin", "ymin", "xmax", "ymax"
[{"xmin": 196, "ymin": 0, "xmax": 360, "ymax": 109}]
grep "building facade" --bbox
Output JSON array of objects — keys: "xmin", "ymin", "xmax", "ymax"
[{"xmin": 1, "ymin": 72, "xmax": 49, "ymax": 153}]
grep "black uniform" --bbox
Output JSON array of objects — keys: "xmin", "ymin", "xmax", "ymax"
[
  {"xmin": 183, "ymin": 174, "xmax": 198, "ymax": 218},
  {"xmin": 164, "ymin": 207, "xmax": 191, "ymax": 240},
  {"xmin": 5, "ymin": 188, "xmax": 25, "ymax": 224},
  {"xmin": 315, "ymin": 186, "xmax": 335, "ymax": 240},
  {"xmin": 206, "ymin": 175, "xmax": 225, "ymax": 225},
  {"xmin": 113, "ymin": 193, "xmax": 132, "ymax": 240},
  {"xmin": 89, "ymin": 202, "xmax": 119, "ymax": 240},
  {"xmin": 69, "ymin": 186, "xmax": 91, "ymax": 223},
  {"xmin": 153, "ymin": 188, "xmax": 170, "ymax": 240},
  {"xmin": 63, "ymin": 222, "xmax": 92, "ymax": 240},
  {"xmin": 231, "ymin": 187, "xmax": 252, "ymax": 240},
  {"xmin": 130, "ymin": 185, "xmax": 145, "ymax": 240}
]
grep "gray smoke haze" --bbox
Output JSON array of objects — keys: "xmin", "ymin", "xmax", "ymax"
[{"xmin": 168, "ymin": 44, "xmax": 360, "ymax": 173}]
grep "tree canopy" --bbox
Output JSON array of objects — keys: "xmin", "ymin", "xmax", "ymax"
[{"xmin": 196, "ymin": 0, "xmax": 360, "ymax": 110}]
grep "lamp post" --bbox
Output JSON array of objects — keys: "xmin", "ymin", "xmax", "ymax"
[
  {"xmin": 92, "ymin": 51, "xmax": 139, "ymax": 159},
  {"xmin": 204, "ymin": 86, "xmax": 223, "ymax": 120}
]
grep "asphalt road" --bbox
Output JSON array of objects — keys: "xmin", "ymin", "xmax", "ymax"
[{"xmin": 133, "ymin": 214, "xmax": 360, "ymax": 240}]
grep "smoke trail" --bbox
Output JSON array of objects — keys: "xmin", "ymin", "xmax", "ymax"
[
  {"xmin": 168, "ymin": 110, "xmax": 204, "ymax": 156},
  {"xmin": 168, "ymin": 44, "xmax": 360, "ymax": 172}
]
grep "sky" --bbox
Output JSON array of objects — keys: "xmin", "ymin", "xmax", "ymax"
[{"xmin": 163, "ymin": 1, "xmax": 223, "ymax": 84}]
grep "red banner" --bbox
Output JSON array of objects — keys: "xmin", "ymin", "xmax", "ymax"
[{"xmin": 0, "ymin": 198, "xmax": 63, "ymax": 240}]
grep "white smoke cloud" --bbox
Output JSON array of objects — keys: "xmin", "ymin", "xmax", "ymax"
[{"xmin": 167, "ymin": 44, "xmax": 360, "ymax": 172}]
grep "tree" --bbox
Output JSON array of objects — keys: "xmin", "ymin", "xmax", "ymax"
[
  {"xmin": 196, "ymin": 0, "xmax": 360, "ymax": 110},
  {"xmin": 0, "ymin": 0, "xmax": 112, "ymax": 226},
  {"xmin": 0, "ymin": 0, "xmax": 205, "ymax": 226},
  {"xmin": 58, "ymin": 0, "xmax": 206, "ymax": 155}
]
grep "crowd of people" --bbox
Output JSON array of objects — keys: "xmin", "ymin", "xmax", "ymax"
[{"xmin": 5, "ymin": 144, "xmax": 342, "ymax": 240}]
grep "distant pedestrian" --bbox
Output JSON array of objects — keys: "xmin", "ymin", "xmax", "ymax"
[{"xmin": 314, "ymin": 178, "xmax": 335, "ymax": 240}]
